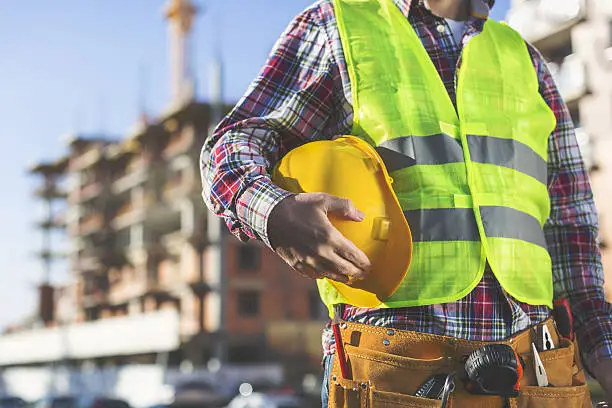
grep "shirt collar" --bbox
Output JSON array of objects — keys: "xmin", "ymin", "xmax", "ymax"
[{"xmin": 393, "ymin": 0, "xmax": 493, "ymax": 20}]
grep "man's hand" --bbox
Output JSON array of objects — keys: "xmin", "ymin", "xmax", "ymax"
[
  {"xmin": 592, "ymin": 359, "xmax": 612, "ymax": 403},
  {"xmin": 268, "ymin": 192, "xmax": 372, "ymax": 283}
]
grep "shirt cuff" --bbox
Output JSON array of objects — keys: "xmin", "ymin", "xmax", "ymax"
[
  {"xmin": 584, "ymin": 339, "xmax": 612, "ymax": 374},
  {"xmin": 235, "ymin": 176, "xmax": 295, "ymax": 249},
  {"xmin": 579, "ymin": 311, "xmax": 612, "ymax": 374}
]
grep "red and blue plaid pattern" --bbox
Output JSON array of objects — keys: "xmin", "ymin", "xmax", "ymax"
[{"xmin": 200, "ymin": 0, "xmax": 612, "ymax": 370}]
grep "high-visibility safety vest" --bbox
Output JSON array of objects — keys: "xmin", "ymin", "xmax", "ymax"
[{"xmin": 317, "ymin": 0, "xmax": 557, "ymax": 310}]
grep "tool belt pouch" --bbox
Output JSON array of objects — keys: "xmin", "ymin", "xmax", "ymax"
[
  {"xmin": 328, "ymin": 344, "xmax": 450, "ymax": 408},
  {"xmin": 328, "ymin": 337, "xmax": 591, "ymax": 408},
  {"xmin": 513, "ymin": 337, "xmax": 591, "ymax": 408}
]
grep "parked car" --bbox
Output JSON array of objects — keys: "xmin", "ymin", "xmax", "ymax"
[
  {"xmin": 171, "ymin": 381, "xmax": 229, "ymax": 408},
  {"xmin": 29, "ymin": 396, "xmax": 130, "ymax": 408},
  {"xmin": 0, "ymin": 396, "xmax": 27, "ymax": 408},
  {"xmin": 226, "ymin": 383, "xmax": 307, "ymax": 408},
  {"xmin": 226, "ymin": 392, "xmax": 305, "ymax": 408}
]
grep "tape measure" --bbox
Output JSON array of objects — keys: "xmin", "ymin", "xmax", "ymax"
[{"xmin": 464, "ymin": 344, "xmax": 523, "ymax": 397}]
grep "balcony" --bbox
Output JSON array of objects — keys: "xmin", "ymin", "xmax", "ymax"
[
  {"xmin": 82, "ymin": 243, "xmax": 128, "ymax": 269},
  {"xmin": 33, "ymin": 184, "xmax": 67, "ymax": 199},
  {"xmin": 76, "ymin": 244, "xmax": 115, "ymax": 272},
  {"xmin": 79, "ymin": 213, "xmax": 104, "ymax": 236},
  {"xmin": 145, "ymin": 275, "xmax": 181, "ymax": 301},
  {"xmin": 155, "ymin": 257, "xmax": 210, "ymax": 298},
  {"xmin": 161, "ymin": 230, "xmax": 184, "ymax": 249},
  {"xmin": 35, "ymin": 250, "xmax": 66, "ymax": 262},
  {"xmin": 145, "ymin": 273, "xmax": 161, "ymax": 294},
  {"xmin": 128, "ymin": 155, "xmax": 148, "ymax": 172},
  {"xmin": 71, "ymin": 148, "xmax": 102, "ymax": 172},
  {"xmin": 82, "ymin": 289, "xmax": 108, "ymax": 308},
  {"xmin": 142, "ymin": 195, "xmax": 182, "ymax": 235},
  {"xmin": 507, "ymin": 0, "xmax": 586, "ymax": 52},
  {"xmin": 78, "ymin": 181, "xmax": 103, "ymax": 203},
  {"xmin": 162, "ymin": 126, "xmax": 195, "ymax": 160},
  {"xmin": 162, "ymin": 176, "xmax": 187, "ymax": 201},
  {"xmin": 112, "ymin": 201, "xmax": 144, "ymax": 230},
  {"xmin": 108, "ymin": 278, "xmax": 147, "ymax": 305},
  {"xmin": 112, "ymin": 169, "xmax": 147, "ymax": 194},
  {"xmin": 157, "ymin": 256, "xmax": 182, "ymax": 287},
  {"xmin": 36, "ymin": 213, "xmax": 66, "ymax": 229},
  {"xmin": 548, "ymin": 54, "xmax": 587, "ymax": 105},
  {"xmin": 76, "ymin": 255, "xmax": 100, "ymax": 272},
  {"xmin": 75, "ymin": 247, "xmax": 102, "ymax": 272}
]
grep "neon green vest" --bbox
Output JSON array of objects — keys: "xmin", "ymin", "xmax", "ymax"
[{"xmin": 318, "ymin": 0, "xmax": 557, "ymax": 310}]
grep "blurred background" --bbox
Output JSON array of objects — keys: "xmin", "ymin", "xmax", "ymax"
[{"xmin": 0, "ymin": 0, "xmax": 610, "ymax": 407}]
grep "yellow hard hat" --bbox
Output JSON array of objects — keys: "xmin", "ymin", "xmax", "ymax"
[{"xmin": 271, "ymin": 135, "xmax": 412, "ymax": 308}]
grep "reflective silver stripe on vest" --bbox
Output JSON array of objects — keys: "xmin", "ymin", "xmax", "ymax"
[
  {"xmin": 376, "ymin": 134, "xmax": 463, "ymax": 172},
  {"xmin": 403, "ymin": 207, "xmax": 547, "ymax": 248},
  {"xmin": 377, "ymin": 134, "xmax": 546, "ymax": 184},
  {"xmin": 480, "ymin": 206, "xmax": 547, "ymax": 249},
  {"xmin": 403, "ymin": 208, "xmax": 479, "ymax": 242},
  {"xmin": 466, "ymin": 135, "xmax": 547, "ymax": 185}
]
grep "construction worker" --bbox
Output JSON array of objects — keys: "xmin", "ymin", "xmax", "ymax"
[{"xmin": 201, "ymin": 0, "xmax": 612, "ymax": 406}]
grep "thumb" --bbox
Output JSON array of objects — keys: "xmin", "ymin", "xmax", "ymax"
[{"xmin": 322, "ymin": 195, "xmax": 365, "ymax": 221}]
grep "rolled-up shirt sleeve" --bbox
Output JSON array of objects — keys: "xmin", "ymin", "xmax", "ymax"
[{"xmin": 200, "ymin": 5, "xmax": 346, "ymax": 248}]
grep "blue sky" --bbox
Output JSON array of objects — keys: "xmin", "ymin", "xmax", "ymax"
[{"xmin": 0, "ymin": 0, "xmax": 510, "ymax": 330}]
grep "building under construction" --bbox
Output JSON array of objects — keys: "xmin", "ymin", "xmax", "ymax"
[
  {"xmin": 508, "ymin": 0, "xmax": 612, "ymax": 296},
  {"xmin": 2, "ymin": 0, "xmax": 327, "ymax": 394}
]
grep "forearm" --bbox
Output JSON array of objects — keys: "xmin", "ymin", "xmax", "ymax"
[
  {"xmin": 200, "ymin": 5, "xmax": 347, "ymax": 246},
  {"xmin": 201, "ymin": 126, "xmax": 293, "ymax": 246}
]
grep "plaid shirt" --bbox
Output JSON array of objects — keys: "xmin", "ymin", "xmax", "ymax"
[{"xmin": 200, "ymin": 0, "xmax": 612, "ymax": 370}]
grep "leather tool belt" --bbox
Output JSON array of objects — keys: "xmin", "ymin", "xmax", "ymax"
[{"xmin": 328, "ymin": 317, "xmax": 591, "ymax": 408}]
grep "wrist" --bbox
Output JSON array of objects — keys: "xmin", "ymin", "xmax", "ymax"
[
  {"xmin": 266, "ymin": 193, "xmax": 297, "ymax": 250},
  {"xmin": 236, "ymin": 178, "xmax": 294, "ymax": 248},
  {"xmin": 592, "ymin": 359, "xmax": 612, "ymax": 393}
]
